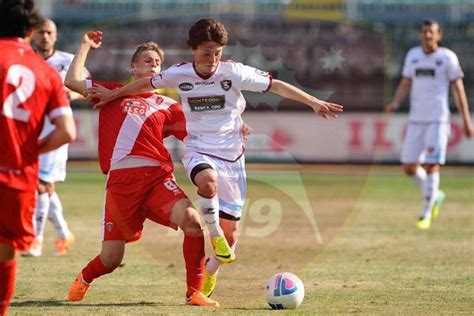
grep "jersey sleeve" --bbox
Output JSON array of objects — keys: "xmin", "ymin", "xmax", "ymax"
[
  {"xmin": 164, "ymin": 102, "xmax": 187, "ymax": 141},
  {"xmin": 150, "ymin": 68, "xmax": 174, "ymax": 89},
  {"xmin": 46, "ymin": 71, "xmax": 72, "ymax": 121},
  {"xmin": 85, "ymin": 79, "xmax": 123, "ymax": 105},
  {"xmin": 236, "ymin": 62, "xmax": 272, "ymax": 92},
  {"xmin": 401, "ymin": 49, "xmax": 414, "ymax": 79},
  {"xmin": 446, "ymin": 51, "xmax": 464, "ymax": 81}
]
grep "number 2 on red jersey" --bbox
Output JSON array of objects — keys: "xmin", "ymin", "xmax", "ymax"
[{"xmin": 2, "ymin": 64, "xmax": 35, "ymax": 122}]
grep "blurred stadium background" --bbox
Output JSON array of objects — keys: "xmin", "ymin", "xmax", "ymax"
[{"xmin": 35, "ymin": 0, "xmax": 474, "ymax": 164}]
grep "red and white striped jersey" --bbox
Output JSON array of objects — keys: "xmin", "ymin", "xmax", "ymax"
[
  {"xmin": 0, "ymin": 38, "xmax": 71, "ymax": 191},
  {"xmin": 86, "ymin": 80, "xmax": 186, "ymax": 174}
]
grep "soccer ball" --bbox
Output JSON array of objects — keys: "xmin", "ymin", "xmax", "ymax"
[{"xmin": 265, "ymin": 272, "xmax": 305, "ymax": 309}]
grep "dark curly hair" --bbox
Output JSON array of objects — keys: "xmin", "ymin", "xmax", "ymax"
[
  {"xmin": 0, "ymin": 0, "xmax": 41, "ymax": 37},
  {"xmin": 187, "ymin": 18, "xmax": 228, "ymax": 49}
]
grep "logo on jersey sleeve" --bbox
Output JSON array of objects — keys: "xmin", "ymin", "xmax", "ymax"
[
  {"xmin": 255, "ymin": 69, "xmax": 269, "ymax": 77},
  {"xmin": 415, "ymin": 68, "xmax": 435, "ymax": 77},
  {"xmin": 179, "ymin": 82, "xmax": 194, "ymax": 91},
  {"xmin": 188, "ymin": 95, "xmax": 225, "ymax": 111},
  {"xmin": 120, "ymin": 98, "xmax": 149, "ymax": 116},
  {"xmin": 220, "ymin": 80, "xmax": 232, "ymax": 91}
]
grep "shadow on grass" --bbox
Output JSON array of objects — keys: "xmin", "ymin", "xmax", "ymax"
[{"xmin": 11, "ymin": 300, "xmax": 165, "ymax": 307}]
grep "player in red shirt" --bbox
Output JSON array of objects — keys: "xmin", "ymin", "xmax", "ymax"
[
  {"xmin": 0, "ymin": 1, "xmax": 76, "ymax": 315},
  {"xmin": 64, "ymin": 31, "xmax": 219, "ymax": 307}
]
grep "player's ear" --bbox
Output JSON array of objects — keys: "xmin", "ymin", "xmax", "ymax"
[
  {"xmin": 131, "ymin": 63, "xmax": 137, "ymax": 76},
  {"xmin": 25, "ymin": 29, "xmax": 34, "ymax": 41}
]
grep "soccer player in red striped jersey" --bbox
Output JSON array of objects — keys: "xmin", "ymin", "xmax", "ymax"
[
  {"xmin": 64, "ymin": 31, "xmax": 218, "ymax": 307},
  {"xmin": 0, "ymin": 1, "xmax": 76, "ymax": 314}
]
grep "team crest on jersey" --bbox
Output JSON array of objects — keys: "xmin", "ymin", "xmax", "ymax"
[
  {"xmin": 55, "ymin": 64, "xmax": 65, "ymax": 72},
  {"xmin": 412, "ymin": 59, "xmax": 419, "ymax": 64},
  {"xmin": 220, "ymin": 80, "xmax": 232, "ymax": 91},
  {"xmin": 155, "ymin": 96, "xmax": 164, "ymax": 105},
  {"xmin": 106, "ymin": 222, "xmax": 113, "ymax": 232},
  {"xmin": 179, "ymin": 82, "xmax": 194, "ymax": 91},
  {"xmin": 121, "ymin": 98, "xmax": 149, "ymax": 116},
  {"xmin": 435, "ymin": 59, "xmax": 443, "ymax": 66}
]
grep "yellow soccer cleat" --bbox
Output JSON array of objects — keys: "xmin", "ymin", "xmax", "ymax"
[
  {"xmin": 431, "ymin": 190, "xmax": 445, "ymax": 220},
  {"xmin": 68, "ymin": 273, "xmax": 91, "ymax": 301},
  {"xmin": 211, "ymin": 236, "xmax": 236, "ymax": 263},
  {"xmin": 202, "ymin": 269, "xmax": 217, "ymax": 298},
  {"xmin": 416, "ymin": 217, "xmax": 431, "ymax": 230},
  {"xmin": 186, "ymin": 291, "xmax": 220, "ymax": 307}
]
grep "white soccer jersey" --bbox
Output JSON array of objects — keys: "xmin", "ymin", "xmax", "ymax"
[
  {"xmin": 151, "ymin": 60, "xmax": 272, "ymax": 161},
  {"xmin": 402, "ymin": 46, "xmax": 464, "ymax": 123},
  {"xmin": 38, "ymin": 50, "xmax": 88, "ymax": 181}
]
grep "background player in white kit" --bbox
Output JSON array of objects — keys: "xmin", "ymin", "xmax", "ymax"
[
  {"xmin": 385, "ymin": 19, "xmax": 473, "ymax": 230},
  {"xmin": 89, "ymin": 18, "xmax": 343, "ymax": 297},
  {"xmin": 25, "ymin": 18, "xmax": 87, "ymax": 257}
]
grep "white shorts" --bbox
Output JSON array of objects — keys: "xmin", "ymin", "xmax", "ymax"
[
  {"xmin": 182, "ymin": 151, "xmax": 246, "ymax": 219},
  {"xmin": 401, "ymin": 122, "xmax": 450, "ymax": 165},
  {"xmin": 38, "ymin": 144, "xmax": 69, "ymax": 183}
]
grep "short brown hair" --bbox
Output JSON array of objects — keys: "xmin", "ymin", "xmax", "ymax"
[
  {"xmin": 187, "ymin": 18, "xmax": 228, "ymax": 49},
  {"xmin": 131, "ymin": 41, "xmax": 164, "ymax": 64},
  {"xmin": 0, "ymin": 0, "xmax": 41, "ymax": 38}
]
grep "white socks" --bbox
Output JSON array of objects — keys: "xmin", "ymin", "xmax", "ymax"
[
  {"xmin": 197, "ymin": 194, "xmax": 223, "ymax": 238},
  {"xmin": 420, "ymin": 171, "xmax": 440, "ymax": 219},
  {"xmin": 206, "ymin": 241, "xmax": 238, "ymax": 275},
  {"xmin": 411, "ymin": 166, "xmax": 427, "ymax": 191},
  {"xmin": 34, "ymin": 192, "xmax": 50, "ymax": 243},
  {"xmin": 35, "ymin": 192, "xmax": 71, "ymax": 241},
  {"xmin": 48, "ymin": 192, "xmax": 71, "ymax": 239}
]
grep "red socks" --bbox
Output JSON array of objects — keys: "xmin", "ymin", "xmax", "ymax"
[
  {"xmin": 183, "ymin": 235, "xmax": 205, "ymax": 297},
  {"xmin": 0, "ymin": 260, "xmax": 17, "ymax": 316},
  {"xmin": 81, "ymin": 255, "xmax": 115, "ymax": 284}
]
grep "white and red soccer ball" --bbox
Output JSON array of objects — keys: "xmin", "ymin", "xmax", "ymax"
[{"xmin": 265, "ymin": 272, "xmax": 305, "ymax": 309}]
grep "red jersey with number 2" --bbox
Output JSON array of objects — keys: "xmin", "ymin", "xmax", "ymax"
[{"xmin": 0, "ymin": 38, "xmax": 70, "ymax": 191}]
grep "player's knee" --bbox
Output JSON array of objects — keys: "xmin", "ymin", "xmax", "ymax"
[
  {"xmin": 37, "ymin": 182, "xmax": 47, "ymax": 194},
  {"xmin": 403, "ymin": 165, "xmax": 417, "ymax": 176},
  {"xmin": 196, "ymin": 175, "xmax": 218, "ymax": 197},
  {"xmin": 424, "ymin": 164, "xmax": 439, "ymax": 174}
]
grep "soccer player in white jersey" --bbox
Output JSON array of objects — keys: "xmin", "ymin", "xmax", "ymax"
[
  {"xmin": 23, "ymin": 18, "xmax": 85, "ymax": 257},
  {"xmin": 385, "ymin": 19, "xmax": 473, "ymax": 230},
  {"xmin": 88, "ymin": 18, "xmax": 343, "ymax": 297}
]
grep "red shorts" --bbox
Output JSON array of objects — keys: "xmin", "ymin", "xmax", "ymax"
[
  {"xmin": 103, "ymin": 166, "xmax": 187, "ymax": 242},
  {"xmin": 0, "ymin": 185, "xmax": 36, "ymax": 251}
]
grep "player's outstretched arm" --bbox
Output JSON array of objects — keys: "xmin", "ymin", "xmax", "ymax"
[
  {"xmin": 269, "ymin": 79, "xmax": 343, "ymax": 119},
  {"xmin": 87, "ymin": 76, "xmax": 154, "ymax": 107},
  {"xmin": 451, "ymin": 78, "xmax": 474, "ymax": 137},
  {"xmin": 38, "ymin": 115, "xmax": 76, "ymax": 154},
  {"xmin": 384, "ymin": 77, "xmax": 411, "ymax": 113},
  {"xmin": 65, "ymin": 31, "xmax": 103, "ymax": 96}
]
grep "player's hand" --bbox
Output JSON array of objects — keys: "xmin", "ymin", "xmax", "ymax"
[
  {"xmin": 83, "ymin": 31, "xmax": 103, "ymax": 49},
  {"xmin": 87, "ymin": 84, "xmax": 113, "ymax": 108},
  {"xmin": 311, "ymin": 100, "xmax": 343, "ymax": 119},
  {"xmin": 385, "ymin": 101, "xmax": 399, "ymax": 113},
  {"xmin": 242, "ymin": 122, "xmax": 251, "ymax": 142},
  {"xmin": 464, "ymin": 123, "xmax": 474, "ymax": 138}
]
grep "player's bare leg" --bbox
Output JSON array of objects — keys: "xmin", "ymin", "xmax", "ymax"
[{"xmin": 194, "ymin": 168, "xmax": 235, "ymax": 263}]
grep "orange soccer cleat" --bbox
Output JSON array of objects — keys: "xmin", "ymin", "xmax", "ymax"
[
  {"xmin": 68, "ymin": 274, "xmax": 91, "ymax": 301},
  {"xmin": 185, "ymin": 291, "xmax": 220, "ymax": 307},
  {"xmin": 54, "ymin": 233, "xmax": 75, "ymax": 256}
]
